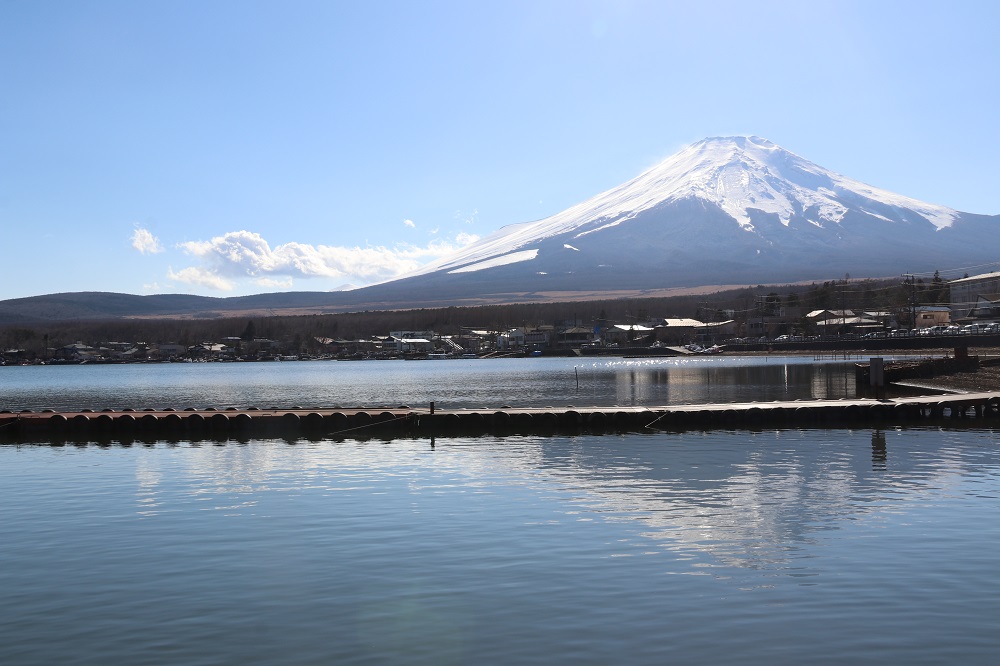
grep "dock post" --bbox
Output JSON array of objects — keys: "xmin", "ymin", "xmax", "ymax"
[
  {"xmin": 869, "ymin": 357, "xmax": 885, "ymax": 400},
  {"xmin": 429, "ymin": 401, "xmax": 436, "ymax": 447}
]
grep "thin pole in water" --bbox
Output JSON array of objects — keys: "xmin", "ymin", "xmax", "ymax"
[{"xmin": 575, "ymin": 366, "xmax": 580, "ymax": 389}]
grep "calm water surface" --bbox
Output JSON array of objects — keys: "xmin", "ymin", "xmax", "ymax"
[
  {"xmin": 0, "ymin": 355, "xmax": 876, "ymax": 411},
  {"xmin": 2, "ymin": 428, "xmax": 999, "ymax": 664},
  {"xmin": 3, "ymin": 356, "xmax": 992, "ymax": 664}
]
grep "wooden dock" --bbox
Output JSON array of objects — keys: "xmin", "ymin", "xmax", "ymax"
[{"xmin": 3, "ymin": 391, "xmax": 1000, "ymax": 442}]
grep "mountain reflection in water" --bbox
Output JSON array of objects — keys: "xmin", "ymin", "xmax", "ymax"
[{"xmin": 2, "ymin": 428, "xmax": 998, "ymax": 664}]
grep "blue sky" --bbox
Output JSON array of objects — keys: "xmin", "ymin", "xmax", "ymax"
[{"xmin": 2, "ymin": 0, "xmax": 998, "ymax": 300}]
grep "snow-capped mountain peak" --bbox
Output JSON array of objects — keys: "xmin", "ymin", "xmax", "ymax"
[
  {"xmin": 410, "ymin": 136, "xmax": 961, "ymax": 278},
  {"xmin": 664, "ymin": 135, "xmax": 958, "ymax": 232}
]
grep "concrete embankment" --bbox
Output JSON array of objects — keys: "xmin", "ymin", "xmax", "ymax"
[
  {"xmin": 3, "ymin": 393, "xmax": 1000, "ymax": 443},
  {"xmin": 855, "ymin": 355, "xmax": 986, "ymax": 388}
]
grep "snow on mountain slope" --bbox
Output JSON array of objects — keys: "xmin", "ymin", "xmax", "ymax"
[{"xmin": 407, "ymin": 136, "xmax": 961, "ymax": 277}]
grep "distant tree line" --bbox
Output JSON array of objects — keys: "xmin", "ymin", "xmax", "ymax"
[{"xmin": 0, "ymin": 276, "xmax": 942, "ymax": 359}]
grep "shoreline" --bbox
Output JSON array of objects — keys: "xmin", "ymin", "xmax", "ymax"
[
  {"xmin": 6, "ymin": 348, "xmax": 1000, "ymax": 393},
  {"xmin": 891, "ymin": 364, "xmax": 1000, "ymax": 393}
]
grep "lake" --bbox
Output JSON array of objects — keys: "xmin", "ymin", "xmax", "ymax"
[
  {"xmin": 1, "ymin": 355, "xmax": 876, "ymax": 412},
  {"xmin": 2, "ymin": 356, "xmax": 997, "ymax": 664}
]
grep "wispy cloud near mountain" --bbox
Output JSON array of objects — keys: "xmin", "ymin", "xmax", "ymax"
[{"xmin": 166, "ymin": 230, "xmax": 479, "ymax": 291}]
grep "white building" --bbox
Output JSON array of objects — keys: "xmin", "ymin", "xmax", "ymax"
[{"xmin": 950, "ymin": 270, "xmax": 1000, "ymax": 321}]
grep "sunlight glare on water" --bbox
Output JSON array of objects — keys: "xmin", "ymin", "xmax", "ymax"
[{"xmin": 0, "ymin": 355, "xmax": 868, "ymax": 411}]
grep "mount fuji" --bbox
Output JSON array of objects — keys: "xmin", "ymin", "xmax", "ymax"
[
  {"xmin": 4, "ymin": 137, "xmax": 997, "ymax": 323},
  {"xmin": 362, "ymin": 136, "xmax": 998, "ymax": 303}
]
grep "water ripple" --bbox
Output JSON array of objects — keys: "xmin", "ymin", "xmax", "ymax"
[{"xmin": 1, "ymin": 428, "xmax": 998, "ymax": 663}]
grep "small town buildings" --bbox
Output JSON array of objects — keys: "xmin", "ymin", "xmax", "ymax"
[
  {"xmin": 913, "ymin": 306, "xmax": 950, "ymax": 329},
  {"xmin": 961, "ymin": 295, "xmax": 1000, "ymax": 322},
  {"xmin": 814, "ymin": 315, "xmax": 881, "ymax": 334},
  {"xmin": 804, "ymin": 309, "xmax": 885, "ymax": 335},
  {"xmin": 2, "ymin": 348, "xmax": 27, "ymax": 363},
  {"xmin": 497, "ymin": 328, "xmax": 526, "ymax": 350},
  {"xmin": 497, "ymin": 327, "xmax": 550, "ymax": 351},
  {"xmin": 606, "ymin": 323, "xmax": 655, "ymax": 344},
  {"xmin": 114, "ymin": 345, "xmax": 147, "ymax": 361},
  {"xmin": 452, "ymin": 332, "xmax": 484, "ymax": 353},
  {"xmin": 312, "ymin": 337, "xmax": 346, "ymax": 355},
  {"xmin": 187, "ymin": 342, "xmax": 235, "ymax": 359},
  {"xmin": 523, "ymin": 328, "xmax": 551, "ymax": 351},
  {"xmin": 554, "ymin": 326, "xmax": 595, "ymax": 348},
  {"xmin": 23, "ymin": 292, "xmax": 962, "ymax": 365},
  {"xmin": 389, "ymin": 330, "xmax": 437, "ymax": 342},
  {"xmin": 652, "ymin": 319, "xmax": 703, "ymax": 344},
  {"xmin": 862, "ymin": 311, "xmax": 895, "ymax": 328},
  {"xmin": 747, "ymin": 306, "xmax": 806, "ymax": 338},
  {"xmin": 244, "ymin": 338, "xmax": 281, "ymax": 356},
  {"xmin": 351, "ymin": 337, "xmax": 387, "ymax": 356},
  {"xmin": 54, "ymin": 342, "xmax": 101, "ymax": 361},
  {"xmin": 950, "ymin": 270, "xmax": 1000, "ymax": 320},
  {"xmin": 694, "ymin": 320, "xmax": 736, "ymax": 343},
  {"xmin": 390, "ymin": 337, "xmax": 434, "ymax": 353},
  {"xmin": 152, "ymin": 343, "xmax": 187, "ymax": 359},
  {"xmin": 806, "ymin": 309, "xmax": 854, "ymax": 322}
]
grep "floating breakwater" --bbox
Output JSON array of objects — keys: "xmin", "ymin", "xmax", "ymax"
[{"xmin": 4, "ymin": 393, "xmax": 1000, "ymax": 443}]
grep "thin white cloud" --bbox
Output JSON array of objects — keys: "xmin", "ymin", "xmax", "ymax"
[
  {"xmin": 171, "ymin": 230, "xmax": 480, "ymax": 291},
  {"xmin": 403, "ymin": 219, "xmax": 416, "ymax": 228},
  {"xmin": 131, "ymin": 226, "xmax": 164, "ymax": 254},
  {"xmin": 453, "ymin": 208, "xmax": 479, "ymax": 225},
  {"xmin": 255, "ymin": 276, "xmax": 294, "ymax": 289},
  {"xmin": 167, "ymin": 266, "xmax": 235, "ymax": 291}
]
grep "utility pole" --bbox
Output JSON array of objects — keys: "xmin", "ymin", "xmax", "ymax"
[
  {"xmin": 839, "ymin": 281, "xmax": 846, "ymax": 336},
  {"xmin": 756, "ymin": 295, "xmax": 766, "ymax": 338},
  {"xmin": 903, "ymin": 274, "xmax": 917, "ymax": 329}
]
